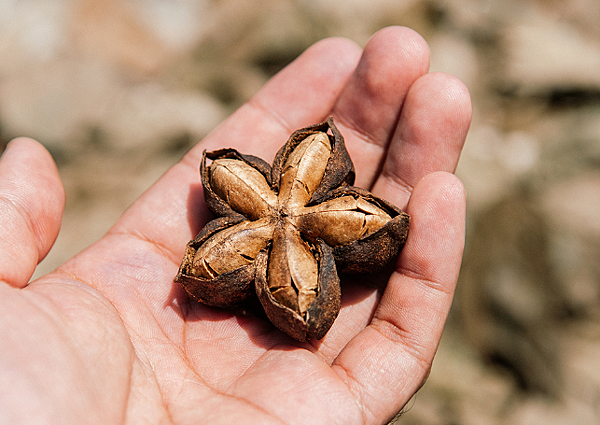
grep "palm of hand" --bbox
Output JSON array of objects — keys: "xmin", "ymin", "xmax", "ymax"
[{"xmin": 0, "ymin": 27, "xmax": 471, "ymax": 425}]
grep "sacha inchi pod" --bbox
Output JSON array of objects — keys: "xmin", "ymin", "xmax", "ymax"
[{"xmin": 175, "ymin": 118, "xmax": 410, "ymax": 342}]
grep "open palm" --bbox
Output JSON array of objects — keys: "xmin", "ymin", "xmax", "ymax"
[{"xmin": 0, "ymin": 27, "xmax": 471, "ymax": 425}]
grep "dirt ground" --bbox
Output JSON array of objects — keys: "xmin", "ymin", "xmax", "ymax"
[{"xmin": 1, "ymin": 0, "xmax": 600, "ymax": 423}]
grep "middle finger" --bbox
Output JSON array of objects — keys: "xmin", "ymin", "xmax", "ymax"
[{"xmin": 331, "ymin": 26, "xmax": 431, "ymax": 189}]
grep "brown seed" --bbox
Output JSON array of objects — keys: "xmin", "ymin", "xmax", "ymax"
[
  {"xmin": 192, "ymin": 217, "xmax": 275, "ymax": 278},
  {"xmin": 268, "ymin": 221, "xmax": 318, "ymax": 314},
  {"xmin": 209, "ymin": 159, "xmax": 276, "ymax": 220},
  {"xmin": 278, "ymin": 132, "xmax": 331, "ymax": 210},
  {"xmin": 292, "ymin": 195, "xmax": 392, "ymax": 246}
]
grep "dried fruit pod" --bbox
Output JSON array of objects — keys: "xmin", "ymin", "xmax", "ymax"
[
  {"xmin": 201, "ymin": 149, "xmax": 274, "ymax": 219},
  {"xmin": 271, "ymin": 118, "xmax": 355, "ymax": 203},
  {"xmin": 255, "ymin": 239, "xmax": 340, "ymax": 342},
  {"xmin": 209, "ymin": 159, "xmax": 277, "ymax": 220},
  {"xmin": 175, "ymin": 117, "xmax": 410, "ymax": 341},
  {"xmin": 267, "ymin": 221, "xmax": 319, "ymax": 313},
  {"xmin": 278, "ymin": 132, "xmax": 332, "ymax": 210},
  {"xmin": 322, "ymin": 186, "xmax": 411, "ymax": 273},
  {"xmin": 292, "ymin": 195, "xmax": 393, "ymax": 246},
  {"xmin": 191, "ymin": 217, "xmax": 275, "ymax": 279},
  {"xmin": 175, "ymin": 216, "xmax": 257, "ymax": 308}
]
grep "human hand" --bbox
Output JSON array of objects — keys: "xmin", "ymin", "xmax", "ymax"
[{"xmin": 0, "ymin": 26, "xmax": 471, "ymax": 424}]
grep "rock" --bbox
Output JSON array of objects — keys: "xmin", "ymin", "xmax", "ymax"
[
  {"xmin": 429, "ymin": 33, "xmax": 479, "ymax": 90},
  {"xmin": 502, "ymin": 14, "xmax": 600, "ymax": 94}
]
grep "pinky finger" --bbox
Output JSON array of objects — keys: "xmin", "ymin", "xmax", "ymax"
[{"xmin": 332, "ymin": 172, "xmax": 466, "ymax": 425}]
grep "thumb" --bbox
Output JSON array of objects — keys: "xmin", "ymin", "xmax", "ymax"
[{"xmin": 0, "ymin": 138, "xmax": 65, "ymax": 288}]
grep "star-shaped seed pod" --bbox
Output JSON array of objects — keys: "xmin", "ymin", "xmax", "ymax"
[{"xmin": 175, "ymin": 118, "xmax": 410, "ymax": 341}]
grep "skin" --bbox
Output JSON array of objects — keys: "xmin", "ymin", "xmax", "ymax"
[{"xmin": 0, "ymin": 26, "xmax": 471, "ymax": 425}]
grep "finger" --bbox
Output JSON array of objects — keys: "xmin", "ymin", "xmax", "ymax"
[
  {"xmin": 316, "ymin": 72, "xmax": 470, "ymax": 358},
  {"xmin": 332, "ymin": 172, "xmax": 466, "ymax": 425},
  {"xmin": 108, "ymin": 36, "xmax": 363, "ymax": 263},
  {"xmin": 0, "ymin": 138, "xmax": 65, "ymax": 288},
  {"xmin": 372, "ymin": 72, "xmax": 472, "ymax": 209},
  {"xmin": 332, "ymin": 26, "xmax": 431, "ymax": 188}
]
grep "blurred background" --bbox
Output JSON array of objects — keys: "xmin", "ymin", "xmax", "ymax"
[{"xmin": 1, "ymin": 0, "xmax": 599, "ymax": 423}]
